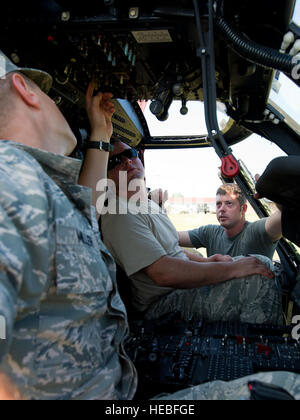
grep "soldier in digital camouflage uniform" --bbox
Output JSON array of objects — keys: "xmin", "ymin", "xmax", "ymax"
[
  {"xmin": 0, "ymin": 50, "xmax": 137, "ymax": 400},
  {"xmin": 156, "ymin": 371, "xmax": 300, "ymax": 400}
]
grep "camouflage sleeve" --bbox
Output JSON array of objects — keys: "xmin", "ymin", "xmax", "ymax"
[
  {"xmin": 0, "ymin": 202, "xmax": 31, "ymax": 361},
  {"xmin": 0, "ymin": 158, "xmax": 50, "ymax": 362}
]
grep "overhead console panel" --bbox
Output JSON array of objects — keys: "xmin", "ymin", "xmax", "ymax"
[{"xmin": 0, "ymin": 0, "xmax": 298, "ymax": 148}]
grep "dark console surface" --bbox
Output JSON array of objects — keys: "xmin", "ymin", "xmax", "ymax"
[{"xmin": 125, "ymin": 313, "xmax": 300, "ymax": 399}]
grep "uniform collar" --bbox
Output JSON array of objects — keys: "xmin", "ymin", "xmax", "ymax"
[
  {"xmin": 1, "ymin": 140, "xmax": 94, "ymax": 225},
  {"xmin": 0, "ymin": 140, "xmax": 82, "ymax": 184}
]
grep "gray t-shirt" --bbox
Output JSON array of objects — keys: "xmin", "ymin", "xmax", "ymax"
[
  {"xmin": 102, "ymin": 198, "xmax": 189, "ymax": 312},
  {"xmin": 189, "ymin": 219, "xmax": 277, "ymax": 260}
]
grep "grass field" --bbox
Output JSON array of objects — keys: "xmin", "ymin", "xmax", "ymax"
[{"xmin": 168, "ymin": 213, "xmax": 217, "ymax": 257}]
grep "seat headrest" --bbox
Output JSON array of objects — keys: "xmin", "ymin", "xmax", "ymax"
[{"xmin": 256, "ymin": 156, "xmax": 300, "ymax": 209}]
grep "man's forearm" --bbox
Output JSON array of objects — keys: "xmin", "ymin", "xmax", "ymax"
[
  {"xmin": 144, "ymin": 256, "xmax": 274, "ymax": 289},
  {"xmin": 266, "ymin": 210, "xmax": 282, "ymax": 242},
  {"xmin": 78, "ymin": 149, "xmax": 109, "ymax": 211},
  {"xmin": 145, "ymin": 257, "xmax": 238, "ymax": 289},
  {"xmin": 79, "ymin": 86, "xmax": 114, "ymax": 213},
  {"xmin": 165, "ymin": 259, "xmax": 235, "ymax": 288}
]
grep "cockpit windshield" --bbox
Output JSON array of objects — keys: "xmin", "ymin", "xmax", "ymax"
[
  {"xmin": 267, "ymin": 0, "xmax": 300, "ymax": 136},
  {"xmin": 292, "ymin": 0, "xmax": 300, "ymax": 26},
  {"xmin": 270, "ymin": 73, "xmax": 300, "ymax": 136},
  {"xmin": 144, "ymin": 101, "xmax": 229, "ymax": 137}
]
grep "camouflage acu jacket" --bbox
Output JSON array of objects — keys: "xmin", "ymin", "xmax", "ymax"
[{"xmin": 0, "ymin": 140, "xmax": 137, "ymax": 400}]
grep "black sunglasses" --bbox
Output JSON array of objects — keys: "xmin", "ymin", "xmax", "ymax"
[{"xmin": 108, "ymin": 148, "xmax": 139, "ymax": 171}]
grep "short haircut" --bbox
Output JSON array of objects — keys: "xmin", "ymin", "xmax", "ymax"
[{"xmin": 216, "ymin": 183, "xmax": 247, "ymax": 207}]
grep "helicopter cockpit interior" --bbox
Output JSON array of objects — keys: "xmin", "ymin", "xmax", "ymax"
[{"xmin": 1, "ymin": 0, "xmax": 300, "ymax": 398}]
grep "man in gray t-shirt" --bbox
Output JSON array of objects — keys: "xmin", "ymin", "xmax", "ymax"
[
  {"xmin": 179, "ymin": 184, "xmax": 282, "ymax": 260},
  {"xmin": 101, "ymin": 142, "xmax": 282, "ymax": 326}
]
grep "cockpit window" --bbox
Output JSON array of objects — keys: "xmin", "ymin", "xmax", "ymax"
[
  {"xmin": 144, "ymin": 101, "xmax": 229, "ymax": 137},
  {"xmin": 292, "ymin": 0, "xmax": 300, "ymax": 27},
  {"xmin": 269, "ymin": 72, "xmax": 300, "ymax": 136},
  {"xmin": 267, "ymin": 0, "xmax": 300, "ymax": 135}
]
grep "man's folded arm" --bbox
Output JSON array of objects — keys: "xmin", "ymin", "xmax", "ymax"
[{"xmin": 265, "ymin": 210, "xmax": 283, "ymax": 242}]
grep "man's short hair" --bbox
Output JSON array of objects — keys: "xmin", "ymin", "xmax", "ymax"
[{"xmin": 216, "ymin": 184, "xmax": 247, "ymax": 207}]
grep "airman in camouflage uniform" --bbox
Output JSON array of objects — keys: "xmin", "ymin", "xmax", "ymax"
[
  {"xmin": 0, "ymin": 51, "xmax": 137, "ymax": 400},
  {"xmin": 0, "ymin": 140, "xmax": 137, "ymax": 400}
]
